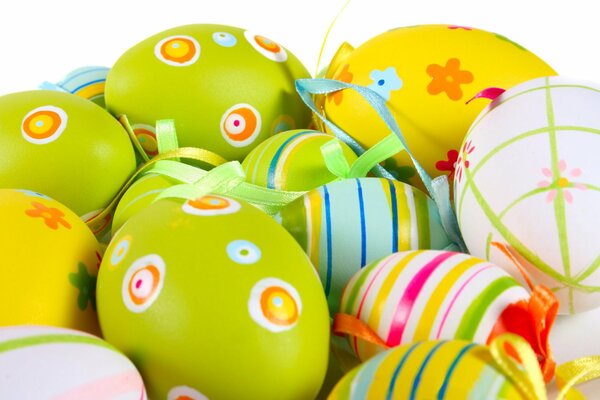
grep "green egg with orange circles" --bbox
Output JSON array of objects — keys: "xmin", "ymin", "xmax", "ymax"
[
  {"xmin": 105, "ymin": 24, "xmax": 312, "ymax": 161},
  {"xmin": 0, "ymin": 90, "xmax": 136, "ymax": 218},
  {"xmin": 97, "ymin": 194, "xmax": 330, "ymax": 399}
]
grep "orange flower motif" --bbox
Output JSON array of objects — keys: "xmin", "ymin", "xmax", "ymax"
[
  {"xmin": 329, "ymin": 64, "xmax": 353, "ymax": 105},
  {"xmin": 25, "ymin": 201, "xmax": 71, "ymax": 230},
  {"xmin": 426, "ymin": 58, "xmax": 473, "ymax": 101}
]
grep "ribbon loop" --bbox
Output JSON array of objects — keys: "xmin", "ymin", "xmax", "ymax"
[
  {"xmin": 556, "ymin": 356, "xmax": 600, "ymax": 400},
  {"xmin": 321, "ymin": 139, "xmax": 351, "ymax": 178},
  {"xmin": 156, "ymin": 119, "xmax": 180, "ymax": 157},
  {"xmin": 332, "ymin": 313, "xmax": 389, "ymax": 349}
]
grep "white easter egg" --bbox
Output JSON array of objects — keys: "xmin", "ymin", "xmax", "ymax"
[{"xmin": 455, "ymin": 76, "xmax": 600, "ymax": 314}]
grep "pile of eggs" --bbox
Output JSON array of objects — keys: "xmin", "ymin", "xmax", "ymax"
[{"xmin": 1, "ymin": 21, "xmax": 598, "ymax": 399}]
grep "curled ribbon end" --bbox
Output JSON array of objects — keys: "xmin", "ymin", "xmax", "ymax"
[
  {"xmin": 465, "ymin": 87, "xmax": 506, "ymax": 104},
  {"xmin": 332, "ymin": 313, "xmax": 389, "ymax": 349},
  {"xmin": 487, "ymin": 285, "xmax": 558, "ymax": 383}
]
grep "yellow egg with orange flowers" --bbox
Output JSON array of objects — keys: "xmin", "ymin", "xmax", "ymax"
[
  {"xmin": 0, "ymin": 189, "xmax": 101, "ymax": 335},
  {"xmin": 321, "ymin": 24, "xmax": 556, "ymax": 189}
]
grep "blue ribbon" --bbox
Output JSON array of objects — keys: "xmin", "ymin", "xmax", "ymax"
[{"xmin": 295, "ymin": 78, "xmax": 467, "ymax": 252}]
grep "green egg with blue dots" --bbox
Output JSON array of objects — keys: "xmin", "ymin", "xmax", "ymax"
[
  {"xmin": 97, "ymin": 194, "xmax": 330, "ymax": 399},
  {"xmin": 105, "ymin": 24, "xmax": 312, "ymax": 161}
]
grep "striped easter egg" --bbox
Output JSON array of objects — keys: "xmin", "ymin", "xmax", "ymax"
[
  {"xmin": 242, "ymin": 129, "xmax": 357, "ymax": 191},
  {"xmin": 279, "ymin": 177, "xmax": 452, "ymax": 314},
  {"xmin": 328, "ymin": 339, "xmax": 529, "ymax": 399},
  {"xmin": 0, "ymin": 325, "xmax": 146, "ymax": 399},
  {"xmin": 45, "ymin": 66, "xmax": 110, "ymax": 108},
  {"xmin": 339, "ymin": 250, "xmax": 530, "ymax": 361}
]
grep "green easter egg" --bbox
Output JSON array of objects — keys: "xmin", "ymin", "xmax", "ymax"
[
  {"xmin": 0, "ymin": 90, "xmax": 136, "ymax": 216},
  {"xmin": 105, "ymin": 24, "xmax": 312, "ymax": 161},
  {"xmin": 242, "ymin": 129, "xmax": 358, "ymax": 191},
  {"xmin": 279, "ymin": 177, "xmax": 452, "ymax": 315},
  {"xmin": 97, "ymin": 194, "xmax": 330, "ymax": 399}
]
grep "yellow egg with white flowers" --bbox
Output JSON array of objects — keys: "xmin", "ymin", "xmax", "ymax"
[
  {"xmin": 0, "ymin": 189, "xmax": 101, "ymax": 335},
  {"xmin": 321, "ymin": 24, "xmax": 556, "ymax": 190}
]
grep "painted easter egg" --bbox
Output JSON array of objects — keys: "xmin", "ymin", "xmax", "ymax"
[
  {"xmin": 279, "ymin": 177, "xmax": 452, "ymax": 314},
  {"xmin": 105, "ymin": 24, "xmax": 312, "ymax": 160},
  {"xmin": 0, "ymin": 189, "xmax": 101, "ymax": 335},
  {"xmin": 242, "ymin": 129, "xmax": 358, "ymax": 191},
  {"xmin": 328, "ymin": 338, "xmax": 534, "ymax": 399},
  {"xmin": 337, "ymin": 250, "xmax": 556, "ymax": 378},
  {"xmin": 97, "ymin": 194, "xmax": 329, "ymax": 399},
  {"xmin": 321, "ymin": 24, "xmax": 556, "ymax": 189},
  {"xmin": 43, "ymin": 66, "xmax": 110, "ymax": 108},
  {"xmin": 455, "ymin": 76, "xmax": 600, "ymax": 315},
  {"xmin": 0, "ymin": 325, "xmax": 146, "ymax": 399},
  {"xmin": 0, "ymin": 90, "xmax": 136, "ymax": 217}
]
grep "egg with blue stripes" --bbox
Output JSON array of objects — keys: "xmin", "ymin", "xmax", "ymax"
[
  {"xmin": 328, "ymin": 338, "xmax": 530, "ymax": 399},
  {"xmin": 279, "ymin": 177, "xmax": 452, "ymax": 314},
  {"xmin": 338, "ymin": 250, "xmax": 555, "ymax": 374},
  {"xmin": 0, "ymin": 325, "xmax": 146, "ymax": 399},
  {"xmin": 242, "ymin": 129, "xmax": 357, "ymax": 191}
]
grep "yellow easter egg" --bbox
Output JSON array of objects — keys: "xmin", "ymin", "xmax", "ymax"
[
  {"xmin": 322, "ymin": 24, "xmax": 556, "ymax": 189},
  {"xmin": 0, "ymin": 189, "xmax": 101, "ymax": 335}
]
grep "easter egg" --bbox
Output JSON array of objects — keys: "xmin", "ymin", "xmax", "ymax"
[
  {"xmin": 43, "ymin": 66, "xmax": 110, "ymax": 108},
  {"xmin": 0, "ymin": 325, "xmax": 146, "ymax": 399},
  {"xmin": 0, "ymin": 90, "xmax": 136, "ymax": 216},
  {"xmin": 242, "ymin": 129, "xmax": 358, "ymax": 191},
  {"xmin": 97, "ymin": 194, "xmax": 330, "ymax": 399},
  {"xmin": 279, "ymin": 177, "xmax": 452, "ymax": 314},
  {"xmin": 328, "ymin": 338, "xmax": 533, "ymax": 399},
  {"xmin": 0, "ymin": 189, "xmax": 101, "ymax": 334},
  {"xmin": 337, "ymin": 250, "xmax": 556, "ymax": 378},
  {"xmin": 455, "ymin": 76, "xmax": 600, "ymax": 314},
  {"xmin": 105, "ymin": 24, "xmax": 312, "ymax": 160},
  {"xmin": 321, "ymin": 24, "xmax": 556, "ymax": 189}
]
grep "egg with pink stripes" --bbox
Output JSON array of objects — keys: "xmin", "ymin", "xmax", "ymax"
[
  {"xmin": 338, "ymin": 250, "xmax": 557, "ymax": 373},
  {"xmin": 0, "ymin": 325, "xmax": 146, "ymax": 399}
]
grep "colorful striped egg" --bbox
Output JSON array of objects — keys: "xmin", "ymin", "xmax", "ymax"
[
  {"xmin": 242, "ymin": 129, "xmax": 357, "ymax": 191},
  {"xmin": 279, "ymin": 178, "xmax": 452, "ymax": 314},
  {"xmin": 0, "ymin": 325, "xmax": 146, "ymax": 399},
  {"xmin": 328, "ymin": 339, "xmax": 529, "ymax": 399},
  {"xmin": 42, "ymin": 66, "xmax": 110, "ymax": 108},
  {"xmin": 455, "ymin": 76, "xmax": 600, "ymax": 314},
  {"xmin": 339, "ymin": 250, "xmax": 530, "ymax": 361}
]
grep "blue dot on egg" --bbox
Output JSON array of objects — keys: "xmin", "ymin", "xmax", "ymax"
[
  {"xmin": 212, "ymin": 32, "xmax": 237, "ymax": 47},
  {"xmin": 378, "ymin": 79, "xmax": 385, "ymax": 86},
  {"xmin": 273, "ymin": 296, "xmax": 283, "ymax": 307}
]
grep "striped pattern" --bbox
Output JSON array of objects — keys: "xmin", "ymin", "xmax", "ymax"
[
  {"xmin": 340, "ymin": 250, "xmax": 529, "ymax": 361},
  {"xmin": 241, "ymin": 129, "xmax": 357, "ymax": 191},
  {"xmin": 55, "ymin": 66, "xmax": 110, "ymax": 107},
  {"xmin": 0, "ymin": 326, "xmax": 145, "ymax": 399},
  {"xmin": 280, "ymin": 178, "xmax": 451, "ymax": 315},
  {"xmin": 329, "ymin": 340, "xmax": 525, "ymax": 400}
]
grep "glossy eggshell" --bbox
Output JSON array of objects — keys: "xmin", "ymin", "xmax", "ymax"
[
  {"xmin": 242, "ymin": 129, "xmax": 358, "ymax": 191},
  {"xmin": 340, "ymin": 250, "xmax": 529, "ymax": 361},
  {"xmin": 322, "ymin": 24, "xmax": 556, "ymax": 190},
  {"xmin": 279, "ymin": 177, "xmax": 452, "ymax": 315},
  {"xmin": 105, "ymin": 24, "xmax": 312, "ymax": 160},
  {"xmin": 97, "ymin": 195, "xmax": 330, "ymax": 399},
  {"xmin": 0, "ymin": 90, "xmax": 136, "ymax": 216},
  {"xmin": 0, "ymin": 189, "xmax": 101, "ymax": 335},
  {"xmin": 0, "ymin": 325, "xmax": 146, "ymax": 399},
  {"xmin": 328, "ymin": 340, "xmax": 526, "ymax": 399},
  {"xmin": 455, "ymin": 76, "xmax": 600, "ymax": 314}
]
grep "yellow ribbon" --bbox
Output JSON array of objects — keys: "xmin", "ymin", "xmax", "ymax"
[
  {"xmin": 556, "ymin": 356, "xmax": 600, "ymax": 400},
  {"xmin": 490, "ymin": 333, "xmax": 547, "ymax": 400}
]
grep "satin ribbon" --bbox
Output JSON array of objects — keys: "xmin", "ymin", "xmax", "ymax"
[
  {"xmin": 314, "ymin": 0, "xmax": 352, "ymax": 78},
  {"xmin": 466, "ymin": 87, "xmax": 506, "ymax": 104},
  {"xmin": 556, "ymin": 356, "xmax": 600, "ymax": 400},
  {"xmin": 296, "ymin": 78, "xmax": 467, "ymax": 252}
]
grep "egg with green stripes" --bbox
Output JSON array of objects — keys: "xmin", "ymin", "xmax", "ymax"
[
  {"xmin": 454, "ymin": 76, "xmax": 600, "ymax": 314},
  {"xmin": 328, "ymin": 338, "xmax": 530, "ymax": 399},
  {"xmin": 279, "ymin": 177, "xmax": 452, "ymax": 315},
  {"xmin": 338, "ymin": 250, "xmax": 556, "ymax": 367},
  {"xmin": 98, "ymin": 194, "xmax": 330, "ymax": 399},
  {"xmin": 0, "ymin": 325, "xmax": 146, "ymax": 399},
  {"xmin": 241, "ymin": 129, "xmax": 357, "ymax": 191}
]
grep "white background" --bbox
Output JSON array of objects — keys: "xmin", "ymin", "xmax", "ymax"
[{"xmin": 1, "ymin": 0, "xmax": 600, "ymax": 396}]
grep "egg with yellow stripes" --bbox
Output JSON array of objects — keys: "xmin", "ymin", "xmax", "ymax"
[
  {"xmin": 98, "ymin": 194, "xmax": 330, "ymax": 399},
  {"xmin": 105, "ymin": 24, "xmax": 312, "ymax": 160},
  {"xmin": 279, "ymin": 178, "xmax": 452, "ymax": 315},
  {"xmin": 0, "ymin": 325, "xmax": 146, "ymax": 399},
  {"xmin": 328, "ymin": 338, "xmax": 532, "ymax": 399},
  {"xmin": 242, "ymin": 129, "xmax": 357, "ymax": 191},
  {"xmin": 321, "ymin": 24, "xmax": 556, "ymax": 190},
  {"xmin": 337, "ymin": 250, "xmax": 556, "ymax": 376}
]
